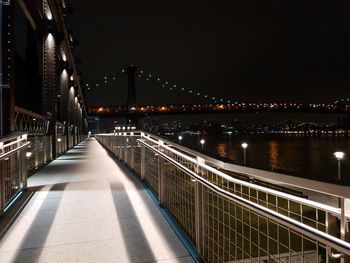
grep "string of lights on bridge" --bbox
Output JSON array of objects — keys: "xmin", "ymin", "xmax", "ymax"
[
  {"xmin": 85, "ymin": 66, "xmax": 350, "ymax": 108},
  {"xmin": 85, "ymin": 67, "xmax": 236, "ymax": 104}
]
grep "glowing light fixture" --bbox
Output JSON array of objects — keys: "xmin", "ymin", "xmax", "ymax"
[
  {"xmin": 334, "ymin": 151, "xmax": 345, "ymax": 180},
  {"xmin": 334, "ymin": 151, "xmax": 345, "ymax": 160},
  {"xmin": 241, "ymin": 142, "xmax": 248, "ymax": 166}
]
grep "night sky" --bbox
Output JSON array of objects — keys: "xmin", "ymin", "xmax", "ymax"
[{"xmin": 69, "ymin": 1, "xmax": 350, "ymax": 106}]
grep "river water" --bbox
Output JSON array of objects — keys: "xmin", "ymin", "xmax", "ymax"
[{"xmin": 166, "ymin": 134, "xmax": 350, "ymax": 186}]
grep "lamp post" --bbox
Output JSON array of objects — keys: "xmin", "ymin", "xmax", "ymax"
[
  {"xmin": 333, "ymin": 151, "xmax": 346, "ymax": 248},
  {"xmin": 333, "ymin": 151, "xmax": 345, "ymax": 180},
  {"xmin": 200, "ymin": 139, "xmax": 205, "ymax": 150},
  {"xmin": 178, "ymin": 135, "xmax": 183, "ymax": 144},
  {"xmin": 241, "ymin": 142, "xmax": 248, "ymax": 166}
]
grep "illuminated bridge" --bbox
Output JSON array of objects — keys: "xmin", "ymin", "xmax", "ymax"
[
  {"xmin": 86, "ymin": 66, "xmax": 350, "ymax": 118},
  {"xmin": 85, "ymin": 65, "xmax": 350, "ymax": 118},
  {"xmin": 2, "ymin": 0, "xmax": 350, "ymax": 262}
]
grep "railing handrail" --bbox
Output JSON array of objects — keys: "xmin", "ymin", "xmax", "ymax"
[
  {"xmin": 0, "ymin": 132, "xmax": 28, "ymax": 144},
  {"xmin": 0, "ymin": 142, "xmax": 31, "ymax": 160},
  {"xmin": 14, "ymin": 106, "xmax": 47, "ymax": 121},
  {"xmin": 137, "ymin": 133, "xmax": 341, "ymax": 216},
  {"xmin": 0, "ymin": 133, "xmax": 30, "ymax": 160},
  {"xmin": 98, "ymin": 132, "xmax": 347, "ymax": 215},
  {"xmin": 138, "ymin": 131, "xmax": 350, "ymax": 200},
  {"xmin": 138, "ymin": 138, "xmax": 350, "ymax": 257}
]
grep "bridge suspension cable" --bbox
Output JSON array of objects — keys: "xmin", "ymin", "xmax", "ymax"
[{"xmin": 85, "ymin": 66, "xmax": 235, "ymax": 104}]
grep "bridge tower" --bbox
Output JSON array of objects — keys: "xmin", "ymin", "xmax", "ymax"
[
  {"xmin": 126, "ymin": 65, "xmax": 136, "ymax": 107},
  {"xmin": 126, "ymin": 65, "xmax": 137, "ymax": 126}
]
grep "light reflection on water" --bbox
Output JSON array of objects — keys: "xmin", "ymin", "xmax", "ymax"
[
  {"xmin": 268, "ymin": 141, "xmax": 280, "ymax": 171},
  {"xmin": 170, "ymin": 134, "xmax": 350, "ymax": 186}
]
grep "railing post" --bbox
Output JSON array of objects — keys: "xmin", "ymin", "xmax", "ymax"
[
  {"xmin": 327, "ymin": 211, "xmax": 340, "ymax": 263},
  {"xmin": 117, "ymin": 135, "xmax": 123, "ymax": 160},
  {"xmin": 49, "ymin": 135, "xmax": 53, "ymax": 160},
  {"xmin": 124, "ymin": 134, "xmax": 127, "ymax": 162},
  {"xmin": 0, "ymin": 157, "xmax": 3, "ymax": 212},
  {"xmin": 140, "ymin": 134, "xmax": 145, "ymax": 180},
  {"xmin": 342, "ymin": 199, "xmax": 350, "ymax": 263},
  {"xmin": 34, "ymin": 136, "xmax": 39, "ymax": 167},
  {"xmin": 130, "ymin": 132, "xmax": 135, "ymax": 169},
  {"xmin": 195, "ymin": 156, "xmax": 205, "ymax": 260},
  {"xmin": 158, "ymin": 140, "xmax": 164, "ymax": 205},
  {"xmin": 19, "ymin": 143, "xmax": 27, "ymax": 189},
  {"xmin": 0, "ymin": 142, "xmax": 4, "ymax": 212},
  {"xmin": 114, "ymin": 135, "xmax": 117, "ymax": 156}
]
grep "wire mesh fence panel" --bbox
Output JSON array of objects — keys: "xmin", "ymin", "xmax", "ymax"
[
  {"xmin": 144, "ymin": 147, "xmax": 159, "ymax": 196},
  {"xmin": 162, "ymin": 158, "xmax": 197, "ymax": 245},
  {"xmin": 0, "ymin": 134, "xmax": 29, "ymax": 213},
  {"xmin": 202, "ymin": 188, "xmax": 327, "ymax": 263},
  {"xmin": 132, "ymin": 137, "xmax": 141, "ymax": 175}
]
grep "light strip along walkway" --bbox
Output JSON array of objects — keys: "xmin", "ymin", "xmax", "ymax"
[{"xmin": 0, "ymin": 138, "xmax": 194, "ymax": 263}]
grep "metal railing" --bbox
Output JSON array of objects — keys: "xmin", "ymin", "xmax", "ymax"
[
  {"xmin": 96, "ymin": 132, "xmax": 350, "ymax": 262},
  {"xmin": 0, "ymin": 133, "xmax": 30, "ymax": 213},
  {"xmin": 14, "ymin": 106, "xmax": 48, "ymax": 136},
  {"xmin": 26, "ymin": 135, "xmax": 52, "ymax": 172},
  {"xmin": 14, "ymin": 106, "xmax": 88, "ymax": 170}
]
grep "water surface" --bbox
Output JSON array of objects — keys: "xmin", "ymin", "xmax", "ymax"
[{"xmin": 167, "ymin": 134, "xmax": 350, "ymax": 185}]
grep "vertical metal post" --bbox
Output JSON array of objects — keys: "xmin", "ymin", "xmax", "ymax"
[
  {"xmin": 19, "ymin": 144, "xmax": 27, "ymax": 189},
  {"xmin": 344, "ymin": 199, "xmax": 350, "ymax": 263},
  {"xmin": 115, "ymin": 136, "xmax": 118, "ymax": 156},
  {"xmin": 118, "ymin": 136, "xmax": 122, "ymax": 159},
  {"xmin": 158, "ymin": 140, "xmax": 164, "ymax": 204},
  {"xmin": 130, "ymin": 133, "xmax": 135, "ymax": 169},
  {"xmin": 49, "ymin": 135, "xmax": 53, "ymax": 160},
  {"xmin": 124, "ymin": 135, "xmax": 127, "ymax": 163},
  {"xmin": 34, "ymin": 136, "xmax": 39, "ymax": 167},
  {"xmin": 141, "ymin": 145, "xmax": 145, "ymax": 180},
  {"xmin": 195, "ymin": 182, "xmax": 203, "ymax": 253},
  {"xmin": 65, "ymin": 122, "xmax": 69, "ymax": 151},
  {"xmin": 326, "ymin": 212, "xmax": 339, "ymax": 263},
  {"xmin": 243, "ymin": 149, "xmax": 247, "ymax": 166},
  {"xmin": 340, "ymin": 198, "xmax": 346, "ymax": 240},
  {"xmin": 195, "ymin": 157, "xmax": 205, "ymax": 258},
  {"xmin": 0, "ymin": 158, "xmax": 3, "ymax": 212}
]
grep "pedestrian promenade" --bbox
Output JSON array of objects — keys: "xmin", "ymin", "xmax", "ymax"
[{"xmin": 0, "ymin": 138, "xmax": 194, "ymax": 263}]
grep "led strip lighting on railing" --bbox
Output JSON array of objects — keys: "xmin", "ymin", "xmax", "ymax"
[
  {"xmin": 0, "ymin": 136, "xmax": 27, "ymax": 149},
  {"xmin": 0, "ymin": 133, "xmax": 29, "ymax": 154},
  {"xmin": 139, "ymin": 134, "xmax": 341, "ymax": 217},
  {"xmin": 138, "ymin": 139, "xmax": 350, "ymax": 257}
]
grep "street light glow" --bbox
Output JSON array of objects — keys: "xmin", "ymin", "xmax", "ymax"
[
  {"xmin": 334, "ymin": 151, "xmax": 345, "ymax": 160},
  {"xmin": 200, "ymin": 139, "xmax": 205, "ymax": 145},
  {"xmin": 178, "ymin": 135, "xmax": 183, "ymax": 141},
  {"xmin": 241, "ymin": 142, "xmax": 248, "ymax": 149}
]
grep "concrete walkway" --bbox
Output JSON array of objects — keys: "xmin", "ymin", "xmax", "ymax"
[{"xmin": 0, "ymin": 138, "xmax": 194, "ymax": 263}]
